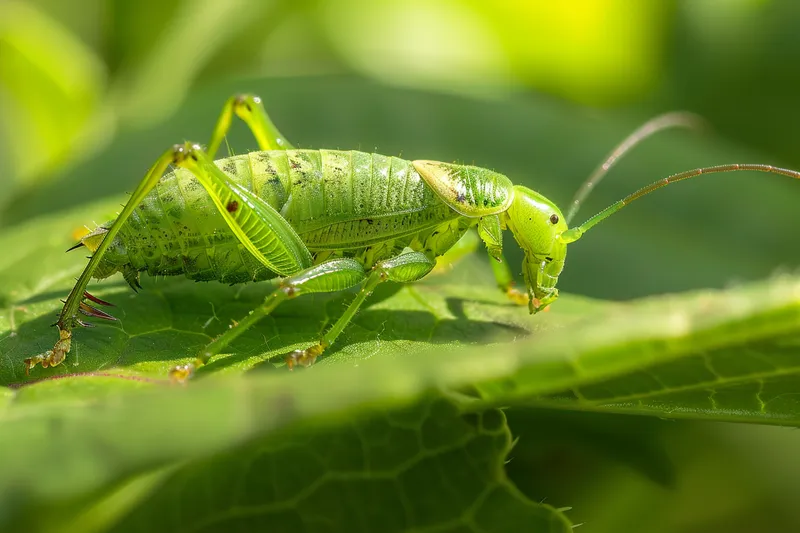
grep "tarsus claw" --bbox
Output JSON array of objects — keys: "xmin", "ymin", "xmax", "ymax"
[
  {"xmin": 169, "ymin": 363, "xmax": 196, "ymax": 384},
  {"xmin": 505, "ymin": 287, "xmax": 529, "ymax": 306},
  {"xmin": 284, "ymin": 343, "xmax": 327, "ymax": 370},
  {"xmin": 24, "ymin": 329, "xmax": 71, "ymax": 374}
]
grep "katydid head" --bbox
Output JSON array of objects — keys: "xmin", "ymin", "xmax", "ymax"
[
  {"xmin": 505, "ymin": 163, "xmax": 774, "ymax": 316},
  {"xmin": 505, "ymin": 185, "xmax": 568, "ymax": 314},
  {"xmin": 501, "ymin": 112, "xmax": 800, "ymax": 315}
]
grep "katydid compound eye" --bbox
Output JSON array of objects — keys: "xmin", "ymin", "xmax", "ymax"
[{"xmin": 549, "ymin": 214, "xmax": 559, "ymax": 224}]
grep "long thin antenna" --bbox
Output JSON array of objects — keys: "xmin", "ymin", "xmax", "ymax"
[
  {"xmin": 560, "ymin": 164, "xmax": 800, "ymax": 243},
  {"xmin": 566, "ymin": 112, "xmax": 706, "ymax": 224}
]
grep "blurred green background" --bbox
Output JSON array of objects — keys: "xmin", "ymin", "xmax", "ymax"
[{"xmin": 2, "ymin": 0, "xmax": 800, "ymax": 531}]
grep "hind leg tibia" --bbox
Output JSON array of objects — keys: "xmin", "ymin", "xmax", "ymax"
[
  {"xmin": 207, "ymin": 94, "xmax": 294, "ymax": 158},
  {"xmin": 25, "ymin": 143, "xmax": 197, "ymax": 375}
]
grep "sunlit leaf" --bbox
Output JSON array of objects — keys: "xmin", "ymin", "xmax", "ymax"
[{"xmin": 3, "ymin": 184, "xmax": 800, "ymax": 529}]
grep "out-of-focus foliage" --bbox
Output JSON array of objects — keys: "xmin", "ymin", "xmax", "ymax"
[
  {"xmin": 0, "ymin": 1, "xmax": 105, "ymax": 184},
  {"xmin": 6, "ymin": 0, "xmax": 800, "ymax": 207},
  {"xmin": 319, "ymin": 0, "xmax": 670, "ymax": 102},
  {"xmin": 3, "ymin": 1, "xmax": 800, "ymax": 532}
]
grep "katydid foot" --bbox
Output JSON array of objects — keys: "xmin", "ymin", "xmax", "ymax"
[
  {"xmin": 284, "ymin": 342, "xmax": 328, "ymax": 370},
  {"xmin": 24, "ymin": 329, "xmax": 72, "ymax": 374}
]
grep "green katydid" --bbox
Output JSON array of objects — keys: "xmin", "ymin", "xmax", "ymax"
[{"xmin": 23, "ymin": 94, "xmax": 800, "ymax": 379}]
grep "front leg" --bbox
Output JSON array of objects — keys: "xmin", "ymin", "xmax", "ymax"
[
  {"xmin": 478, "ymin": 215, "xmax": 528, "ymax": 306},
  {"xmin": 488, "ymin": 253, "xmax": 529, "ymax": 306}
]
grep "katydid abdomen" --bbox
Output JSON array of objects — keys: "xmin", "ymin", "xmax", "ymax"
[{"xmin": 90, "ymin": 149, "xmax": 469, "ymax": 286}]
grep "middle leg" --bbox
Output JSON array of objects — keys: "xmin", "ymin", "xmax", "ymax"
[
  {"xmin": 285, "ymin": 251, "xmax": 436, "ymax": 369},
  {"xmin": 488, "ymin": 251, "xmax": 529, "ymax": 306},
  {"xmin": 170, "ymin": 258, "xmax": 368, "ymax": 381}
]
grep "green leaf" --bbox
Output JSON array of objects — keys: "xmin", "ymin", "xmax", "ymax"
[
  {"xmin": 3, "ymin": 78, "xmax": 800, "ymax": 531},
  {"xmin": 3, "ymin": 190, "xmax": 800, "ymax": 530},
  {"xmin": 106, "ymin": 0, "xmax": 295, "ymax": 128},
  {"xmin": 0, "ymin": 0, "xmax": 105, "ymax": 196},
  {"xmin": 109, "ymin": 396, "xmax": 570, "ymax": 533}
]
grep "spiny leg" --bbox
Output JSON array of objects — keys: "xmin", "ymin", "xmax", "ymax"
[
  {"xmin": 30, "ymin": 91, "xmax": 300, "ymax": 374},
  {"xmin": 429, "ymin": 229, "xmax": 479, "ymax": 276},
  {"xmin": 28, "ymin": 139, "xmax": 311, "ymax": 375},
  {"xmin": 159, "ymin": 147, "xmax": 346, "ymax": 381},
  {"xmin": 207, "ymin": 94, "xmax": 294, "ymax": 158},
  {"xmin": 65, "ymin": 93, "xmax": 293, "ymax": 255},
  {"xmin": 426, "ymin": 226, "xmax": 526, "ymax": 305},
  {"xmin": 478, "ymin": 215, "xmax": 527, "ymax": 306},
  {"xmin": 285, "ymin": 251, "xmax": 436, "ymax": 369},
  {"xmin": 25, "ymin": 143, "xmax": 198, "ymax": 374},
  {"xmin": 169, "ymin": 258, "xmax": 368, "ymax": 381},
  {"xmin": 488, "ymin": 251, "xmax": 529, "ymax": 306}
]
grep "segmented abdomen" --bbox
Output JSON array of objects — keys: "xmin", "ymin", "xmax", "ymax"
[
  {"xmin": 99, "ymin": 150, "xmax": 460, "ymax": 284},
  {"xmin": 280, "ymin": 150, "xmax": 455, "ymax": 249}
]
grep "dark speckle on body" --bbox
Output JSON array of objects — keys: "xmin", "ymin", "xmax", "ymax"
[{"xmin": 222, "ymin": 160, "xmax": 237, "ymax": 174}]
